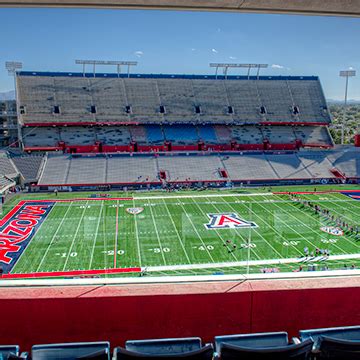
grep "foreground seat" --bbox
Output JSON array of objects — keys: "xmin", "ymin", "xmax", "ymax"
[
  {"xmin": 318, "ymin": 336, "xmax": 360, "ymax": 359},
  {"xmin": 219, "ymin": 339, "xmax": 313, "ymax": 360},
  {"xmin": 215, "ymin": 332, "xmax": 290, "ymax": 353},
  {"xmin": 31, "ymin": 341, "xmax": 110, "ymax": 360},
  {"xmin": 300, "ymin": 325, "xmax": 360, "ymax": 350},
  {"xmin": 114, "ymin": 337, "xmax": 213, "ymax": 360},
  {"xmin": 125, "ymin": 337, "xmax": 203, "ymax": 354},
  {"xmin": 0, "ymin": 345, "xmax": 22, "ymax": 358}
]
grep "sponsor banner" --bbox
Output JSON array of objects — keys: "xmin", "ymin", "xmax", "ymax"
[
  {"xmin": 0, "ymin": 201, "xmax": 55, "ymax": 272},
  {"xmin": 341, "ymin": 192, "xmax": 360, "ymax": 201},
  {"xmin": 205, "ymin": 213, "xmax": 258, "ymax": 230},
  {"xmin": 126, "ymin": 207, "xmax": 144, "ymax": 215},
  {"xmin": 320, "ymin": 226, "xmax": 344, "ymax": 236}
]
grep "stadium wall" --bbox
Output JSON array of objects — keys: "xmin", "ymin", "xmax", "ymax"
[{"xmin": 1, "ymin": 275, "xmax": 360, "ymax": 351}]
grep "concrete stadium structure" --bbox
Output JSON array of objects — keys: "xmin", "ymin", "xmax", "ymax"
[{"xmin": 1, "ymin": 0, "xmax": 360, "ymax": 17}]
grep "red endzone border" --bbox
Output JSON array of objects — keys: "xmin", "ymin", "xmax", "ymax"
[
  {"xmin": 2, "ymin": 267, "xmax": 141, "ymax": 279},
  {"xmin": 273, "ymin": 189, "xmax": 360, "ymax": 195}
]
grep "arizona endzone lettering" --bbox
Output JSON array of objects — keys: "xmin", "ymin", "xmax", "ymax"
[{"xmin": 0, "ymin": 201, "xmax": 55, "ymax": 272}]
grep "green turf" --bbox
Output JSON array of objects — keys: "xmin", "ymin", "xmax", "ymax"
[{"xmin": 4, "ymin": 187, "xmax": 360, "ymax": 277}]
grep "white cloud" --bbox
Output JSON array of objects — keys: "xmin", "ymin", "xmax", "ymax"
[
  {"xmin": 217, "ymin": 28, "xmax": 221, "ymax": 33},
  {"xmin": 271, "ymin": 64, "xmax": 284, "ymax": 69},
  {"xmin": 211, "ymin": 48, "xmax": 219, "ymax": 54},
  {"xmin": 349, "ymin": 66, "xmax": 354, "ymax": 70},
  {"xmin": 191, "ymin": 48, "xmax": 196, "ymax": 52},
  {"xmin": 134, "ymin": 51, "xmax": 144, "ymax": 58},
  {"xmin": 229, "ymin": 56, "xmax": 237, "ymax": 60}
]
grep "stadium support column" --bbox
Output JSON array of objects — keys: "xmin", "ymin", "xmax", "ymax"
[{"xmin": 339, "ymin": 70, "xmax": 356, "ymax": 145}]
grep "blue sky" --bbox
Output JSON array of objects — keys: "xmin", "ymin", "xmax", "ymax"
[{"xmin": 1, "ymin": 8, "xmax": 360, "ymax": 99}]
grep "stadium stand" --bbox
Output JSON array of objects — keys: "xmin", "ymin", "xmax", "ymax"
[
  {"xmin": 11, "ymin": 154, "xmax": 44, "ymax": 183},
  {"xmin": 106, "ymin": 156, "xmax": 158, "ymax": 183},
  {"xmin": 157, "ymin": 155, "xmax": 223, "ymax": 182},
  {"xmin": 266, "ymin": 154, "xmax": 312, "ymax": 179},
  {"xmin": 36, "ymin": 149, "xmax": 360, "ymax": 187},
  {"xmin": 221, "ymin": 154, "xmax": 277, "ymax": 180},
  {"xmin": 16, "ymin": 72, "xmax": 333, "ymax": 153},
  {"xmin": 0, "ymin": 151, "xmax": 18, "ymax": 178}
]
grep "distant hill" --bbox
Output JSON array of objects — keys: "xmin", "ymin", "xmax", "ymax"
[
  {"xmin": 0, "ymin": 91, "xmax": 15, "ymax": 100},
  {"xmin": 327, "ymin": 99, "xmax": 360, "ymax": 105}
]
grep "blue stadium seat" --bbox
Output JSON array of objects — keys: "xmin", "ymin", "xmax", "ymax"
[
  {"xmin": 0, "ymin": 345, "xmax": 21, "ymax": 358},
  {"xmin": 219, "ymin": 339, "xmax": 313, "ymax": 360},
  {"xmin": 113, "ymin": 344, "xmax": 213, "ymax": 360},
  {"xmin": 198, "ymin": 126, "xmax": 218, "ymax": 143},
  {"xmin": 31, "ymin": 341, "xmax": 110, "ymax": 360},
  {"xmin": 300, "ymin": 325, "xmax": 360, "ymax": 350},
  {"xmin": 125, "ymin": 337, "xmax": 203, "ymax": 354},
  {"xmin": 145, "ymin": 126, "xmax": 164, "ymax": 145},
  {"xmin": 318, "ymin": 335, "xmax": 360, "ymax": 359},
  {"xmin": 163, "ymin": 125, "xmax": 198, "ymax": 144},
  {"xmin": 215, "ymin": 332, "xmax": 290, "ymax": 354}
]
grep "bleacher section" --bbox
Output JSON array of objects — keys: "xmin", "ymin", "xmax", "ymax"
[
  {"xmin": 222, "ymin": 154, "xmax": 277, "ymax": 180},
  {"xmin": 17, "ymin": 73, "xmax": 330, "ymax": 126},
  {"xmin": 158, "ymin": 156, "xmax": 223, "ymax": 181},
  {"xmin": 20, "ymin": 124, "xmax": 333, "ymax": 151},
  {"xmin": 37, "ymin": 149, "xmax": 360, "ymax": 186},
  {"xmin": 11, "ymin": 154, "xmax": 44, "ymax": 183},
  {"xmin": 0, "ymin": 151, "xmax": 18, "ymax": 178},
  {"xmin": 16, "ymin": 71, "xmax": 333, "ymax": 153}
]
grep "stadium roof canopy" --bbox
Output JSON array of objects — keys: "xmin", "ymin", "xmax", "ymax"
[{"xmin": 0, "ymin": 0, "xmax": 360, "ymax": 17}]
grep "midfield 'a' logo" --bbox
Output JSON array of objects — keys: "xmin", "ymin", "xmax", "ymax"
[
  {"xmin": 204, "ymin": 213, "xmax": 258, "ymax": 230},
  {"xmin": 126, "ymin": 207, "xmax": 144, "ymax": 215}
]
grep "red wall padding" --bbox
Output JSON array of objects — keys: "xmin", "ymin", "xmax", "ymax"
[{"xmin": 0, "ymin": 277, "xmax": 359, "ymax": 352}]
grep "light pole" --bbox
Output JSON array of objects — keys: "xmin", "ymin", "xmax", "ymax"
[
  {"xmin": 339, "ymin": 70, "xmax": 356, "ymax": 145},
  {"xmin": 5, "ymin": 61, "xmax": 23, "ymax": 148}
]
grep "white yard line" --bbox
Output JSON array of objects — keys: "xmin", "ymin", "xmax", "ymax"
[
  {"xmin": 134, "ymin": 193, "xmax": 272, "ymax": 200},
  {"xmin": 88, "ymin": 200, "xmax": 104, "ymax": 270},
  {"xmin": 144, "ymin": 253, "xmax": 360, "ymax": 273},
  {"xmin": 36, "ymin": 203, "xmax": 73, "ymax": 272},
  {"xmin": 161, "ymin": 198, "xmax": 191, "ymax": 264},
  {"xmin": 132, "ymin": 198, "xmax": 142, "ymax": 267},
  {"xmin": 147, "ymin": 199, "xmax": 167, "ymax": 265},
  {"xmin": 178, "ymin": 201, "xmax": 215, "ymax": 262},
  {"xmin": 62, "ymin": 201, "xmax": 89, "ymax": 271}
]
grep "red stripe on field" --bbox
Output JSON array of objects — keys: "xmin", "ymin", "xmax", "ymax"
[
  {"xmin": 273, "ymin": 190, "xmax": 360, "ymax": 195},
  {"xmin": 22, "ymin": 197, "xmax": 133, "ymax": 203},
  {"xmin": 3, "ymin": 267, "xmax": 141, "ymax": 279}
]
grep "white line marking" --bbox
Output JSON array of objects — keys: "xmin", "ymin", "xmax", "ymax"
[
  {"xmin": 147, "ymin": 199, "xmax": 167, "ymax": 265},
  {"xmin": 88, "ymin": 201, "xmax": 104, "ymax": 269},
  {"xmin": 161, "ymin": 198, "xmax": 191, "ymax": 264}
]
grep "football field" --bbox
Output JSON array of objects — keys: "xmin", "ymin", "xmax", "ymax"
[{"xmin": 2, "ymin": 189, "xmax": 360, "ymax": 278}]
